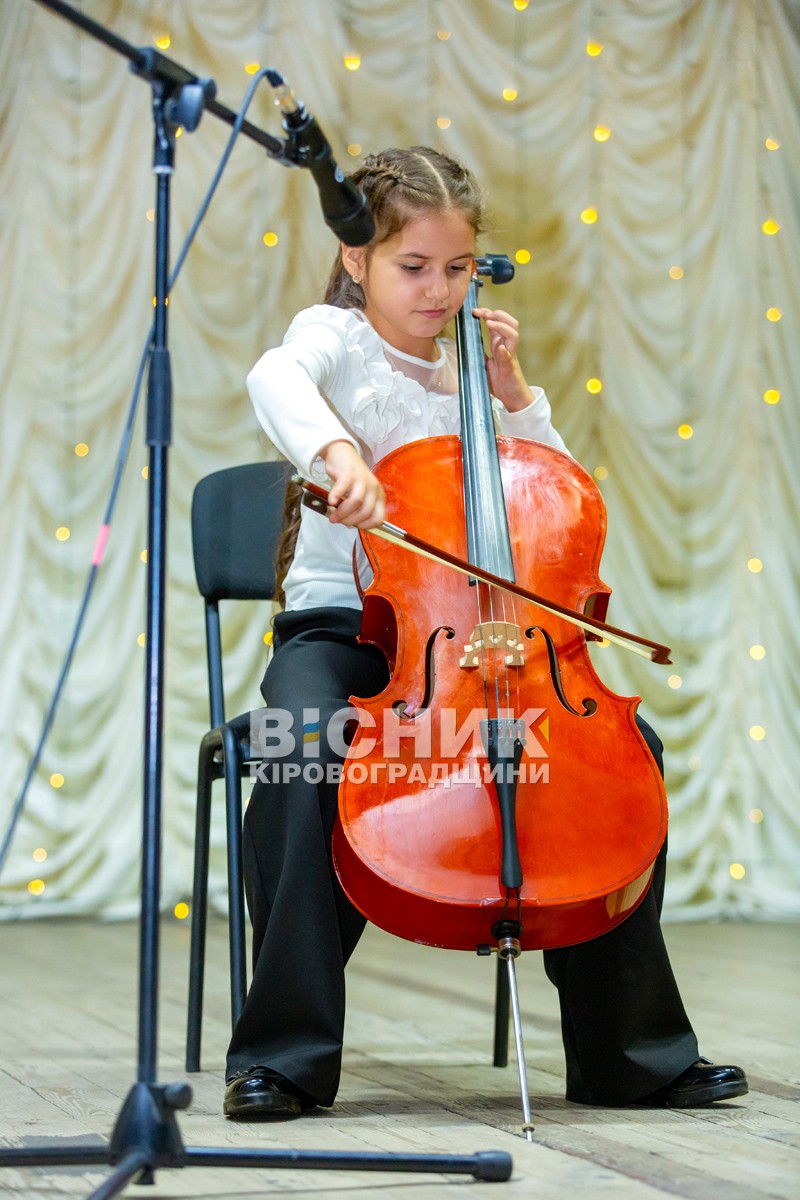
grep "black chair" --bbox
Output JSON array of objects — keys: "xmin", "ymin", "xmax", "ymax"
[
  {"xmin": 184, "ymin": 459, "xmax": 512, "ymax": 1074},
  {"xmin": 185, "ymin": 460, "xmax": 291, "ymax": 1073}
]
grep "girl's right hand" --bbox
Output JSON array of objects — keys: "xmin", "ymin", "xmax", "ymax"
[{"xmin": 322, "ymin": 440, "xmax": 386, "ymax": 529}]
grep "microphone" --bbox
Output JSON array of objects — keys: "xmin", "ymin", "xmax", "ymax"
[{"xmin": 267, "ymin": 70, "xmax": 375, "ymax": 246}]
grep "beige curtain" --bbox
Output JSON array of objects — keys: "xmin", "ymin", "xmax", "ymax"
[{"xmin": 1, "ymin": 0, "xmax": 797, "ymax": 922}]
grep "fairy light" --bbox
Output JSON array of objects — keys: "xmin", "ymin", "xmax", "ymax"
[
  {"xmin": 677, "ymin": 424, "xmax": 693, "ymax": 440},
  {"xmin": 669, "ymin": 265, "xmax": 685, "ymax": 280},
  {"xmin": 154, "ymin": 35, "xmax": 170, "ymax": 50},
  {"xmin": 581, "ymin": 207, "xmax": 598, "ymax": 224},
  {"xmin": 749, "ymin": 725, "xmax": 766, "ymax": 741},
  {"xmin": 513, "ymin": 1, "xmax": 529, "ymax": 11},
  {"xmin": 749, "ymin": 808, "xmax": 764, "ymax": 824},
  {"xmin": 688, "ymin": 755, "xmax": 701, "ymax": 771},
  {"xmin": 586, "ymin": 378, "xmax": 602, "ymax": 394},
  {"xmin": 502, "ymin": 88, "xmax": 518, "ymax": 102},
  {"xmin": 593, "ymin": 125, "xmax": 610, "ymax": 142},
  {"xmin": 244, "ymin": 62, "xmax": 260, "ymax": 75},
  {"xmin": 174, "ymin": 902, "xmax": 190, "ymax": 920},
  {"xmin": 763, "ymin": 389, "xmax": 780, "ymax": 405},
  {"xmin": 765, "ymin": 307, "xmax": 782, "ymax": 322},
  {"xmin": 137, "ymin": 633, "xmax": 146, "ymax": 648},
  {"xmin": 749, "ymin": 644, "xmax": 766, "ymax": 660},
  {"xmin": 668, "ymin": 674, "xmax": 682, "ymax": 689},
  {"xmin": 747, "ymin": 557, "xmax": 763, "ymax": 573},
  {"xmin": 28, "ymin": 880, "xmax": 46, "ymax": 896},
  {"xmin": 515, "ymin": 249, "xmax": 531, "ymax": 264},
  {"xmin": 436, "ymin": 30, "xmax": 451, "ymax": 41},
  {"xmin": 586, "ymin": 41, "xmax": 603, "ymax": 56},
  {"xmin": 55, "ymin": 527, "xmax": 70, "ymax": 541},
  {"xmin": 262, "ymin": 231, "xmax": 279, "ymax": 247},
  {"xmin": 140, "ymin": 549, "xmax": 148, "ymax": 563},
  {"xmin": 74, "ymin": 443, "xmax": 89, "ymax": 457},
  {"xmin": 347, "ymin": 143, "xmax": 362, "ymax": 157},
  {"xmin": 593, "ymin": 465, "xmax": 608, "ymax": 481},
  {"xmin": 729, "ymin": 863, "xmax": 746, "ymax": 880},
  {"xmin": 761, "ymin": 218, "xmax": 780, "ymax": 235},
  {"xmin": 142, "ymin": 466, "xmax": 148, "ymax": 480},
  {"xmin": 343, "ymin": 54, "xmax": 361, "ymax": 71},
  {"xmin": 50, "ymin": 773, "xmax": 65, "ymax": 788},
  {"xmin": 764, "ymin": 137, "xmax": 780, "ymax": 150},
  {"xmin": 146, "ymin": 208, "xmax": 155, "ymax": 222},
  {"xmin": 263, "ymin": 631, "xmax": 273, "ymax": 647},
  {"xmin": 33, "ymin": 848, "xmax": 47, "ymax": 863},
  {"xmin": 436, "ymin": 116, "xmax": 452, "ymax": 129}
]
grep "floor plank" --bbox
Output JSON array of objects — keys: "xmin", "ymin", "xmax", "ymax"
[{"xmin": 0, "ymin": 918, "xmax": 796, "ymax": 1198}]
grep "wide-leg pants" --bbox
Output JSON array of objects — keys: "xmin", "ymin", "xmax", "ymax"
[{"xmin": 226, "ymin": 607, "xmax": 698, "ymax": 1107}]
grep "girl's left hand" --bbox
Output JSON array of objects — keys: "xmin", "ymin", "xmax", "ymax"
[{"xmin": 472, "ymin": 307, "xmax": 533, "ymax": 412}]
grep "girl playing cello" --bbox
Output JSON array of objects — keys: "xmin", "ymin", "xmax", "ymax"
[{"xmin": 223, "ymin": 145, "xmax": 746, "ymax": 1118}]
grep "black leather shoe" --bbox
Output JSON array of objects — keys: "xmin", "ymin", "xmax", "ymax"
[
  {"xmin": 637, "ymin": 1058, "xmax": 748, "ymax": 1107},
  {"xmin": 223, "ymin": 1067, "xmax": 312, "ymax": 1118}
]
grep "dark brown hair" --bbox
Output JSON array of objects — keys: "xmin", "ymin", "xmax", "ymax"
[{"xmin": 274, "ymin": 146, "xmax": 485, "ymax": 609}]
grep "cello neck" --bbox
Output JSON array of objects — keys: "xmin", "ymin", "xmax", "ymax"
[{"xmin": 454, "ymin": 259, "xmax": 515, "ymax": 582}]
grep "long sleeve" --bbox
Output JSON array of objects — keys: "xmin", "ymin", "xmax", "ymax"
[
  {"xmin": 493, "ymin": 387, "xmax": 569, "ymax": 454},
  {"xmin": 246, "ymin": 324, "xmax": 360, "ymax": 480}
]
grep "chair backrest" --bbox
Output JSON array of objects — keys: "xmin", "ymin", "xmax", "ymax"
[
  {"xmin": 191, "ymin": 461, "xmax": 292, "ymax": 601},
  {"xmin": 191, "ymin": 461, "xmax": 292, "ymax": 726}
]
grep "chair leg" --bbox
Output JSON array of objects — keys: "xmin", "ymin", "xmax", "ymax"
[
  {"xmin": 493, "ymin": 953, "xmax": 510, "ymax": 1067},
  {"xmin": 186, "ymin": 734, "xmax": 218, "ymax": 1072},
  {"xmin": 221, "ymin": 725, "xmax": 248, "ymax": 1029}
]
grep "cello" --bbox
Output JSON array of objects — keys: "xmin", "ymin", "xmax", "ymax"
[{"xmin": 301, "ymin": 254, "xmax": 668, "ymax": 1134}]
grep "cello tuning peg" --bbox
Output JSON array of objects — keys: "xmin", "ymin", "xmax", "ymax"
[{"xmin": 474, "ymin": 254, "xmax": 515, "ymax": 285}]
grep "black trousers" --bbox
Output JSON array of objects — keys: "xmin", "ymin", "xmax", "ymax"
[{"xmin": 226, "ymin": 607, "xmax": 698, "ymax": 1107}]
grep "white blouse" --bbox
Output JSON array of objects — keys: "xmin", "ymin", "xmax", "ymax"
[{"xmin": 247, "ymin": 304, "xmax": 568, "ymax": 612}]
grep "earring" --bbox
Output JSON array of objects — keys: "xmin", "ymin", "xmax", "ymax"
[{"xmin": 352, "ymin": 274, "xmax": 361, "ymax": 285}]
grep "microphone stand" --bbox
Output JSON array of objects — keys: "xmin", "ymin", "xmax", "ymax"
[{"xmin": 0, "ymin": 3, "xmax": 513, "ymax": 1194}]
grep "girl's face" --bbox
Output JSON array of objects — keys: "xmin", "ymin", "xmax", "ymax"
[{"xmin": 344, "ymin": 210, "xmax": 476, "ymax": 359}]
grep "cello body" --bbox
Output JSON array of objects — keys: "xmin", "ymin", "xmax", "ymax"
[{"xmin": 331, "ymin": 434, "xmax": 667, "ymax": 951}]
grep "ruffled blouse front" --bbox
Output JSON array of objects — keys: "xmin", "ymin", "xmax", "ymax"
[{"xmin": 246, "ymin": 304, "xmax": 566, "ymax": 612}]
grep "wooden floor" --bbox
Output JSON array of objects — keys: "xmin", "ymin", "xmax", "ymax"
[{"xmin": 0, "ymin": 917, "xmax": 796, "ymax": 1198}]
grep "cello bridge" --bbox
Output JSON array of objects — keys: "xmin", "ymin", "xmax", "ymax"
[{"xmin": 460, "ymin": 622, "xmax": 525, "ymax": 668}]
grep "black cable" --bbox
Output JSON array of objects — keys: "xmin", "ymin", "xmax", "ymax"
[{"xmin": 0, "ymin": 67, "xmax": 273, "ymax": 880}]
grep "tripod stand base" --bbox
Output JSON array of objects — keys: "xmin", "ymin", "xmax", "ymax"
[{"xmin": 0, "ymin": 1079, "xmax": 513, "ymax": 1196}]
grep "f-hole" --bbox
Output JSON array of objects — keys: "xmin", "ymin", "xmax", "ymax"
[{"xmin": 525, "ymin": 626, "xmax": 598, "ymax": 717}]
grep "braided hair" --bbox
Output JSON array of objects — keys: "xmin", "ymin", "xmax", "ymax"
[{"xmin": 274, "ymin": 146, "xmax": 485, "ymax": 609}]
